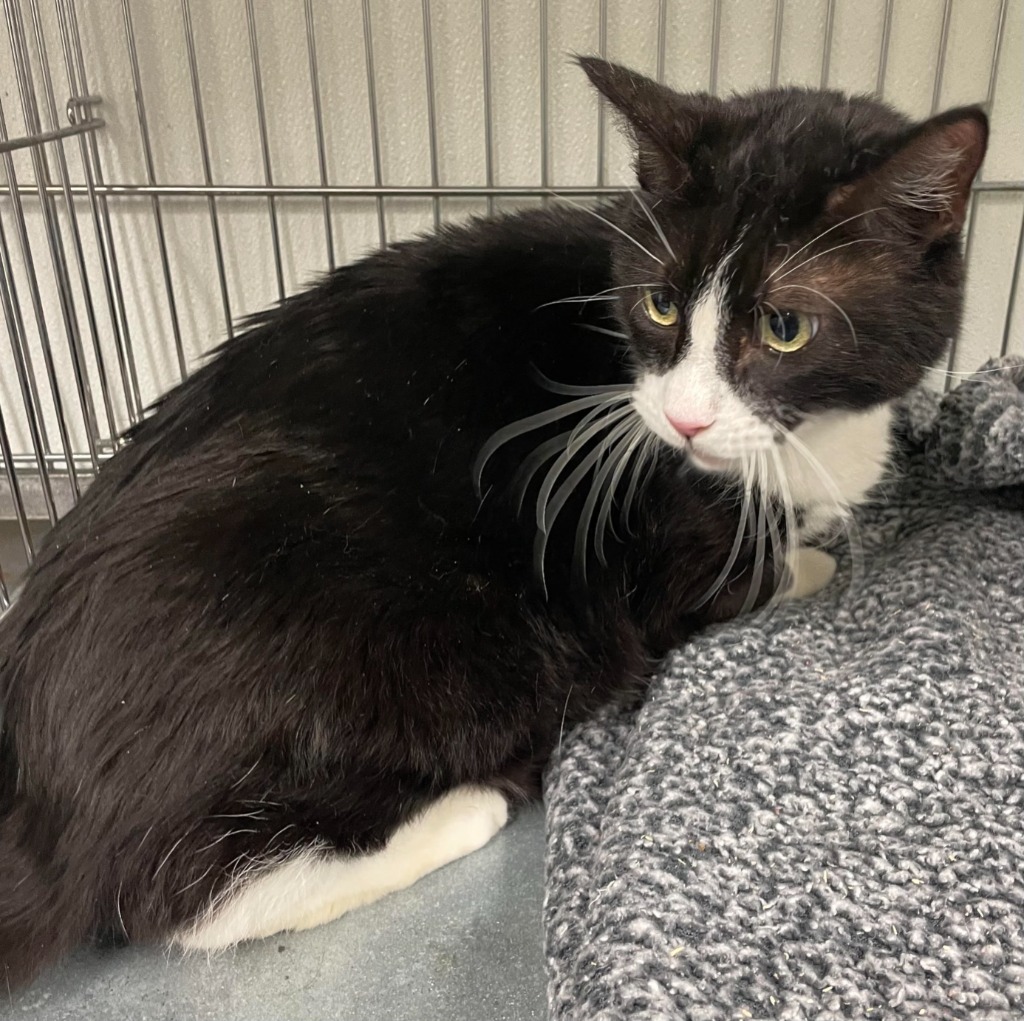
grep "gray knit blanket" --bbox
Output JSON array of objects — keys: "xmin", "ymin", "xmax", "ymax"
[{"xmin": 544, "ymin": 358, "xmax": 1024, "ymax": 1021}]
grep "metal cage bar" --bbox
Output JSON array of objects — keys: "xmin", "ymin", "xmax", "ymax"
[
  {"xmin": 303, "ymin": 0, "xmax": 335, "ymax": 271},
  {"xmin": 360, "ymin": 0, "xmax": 386, "ymax": 248},
  {"xmin": 120, "ymin": 0, "xmax": 187, "ymax": 383},
  {"xmin": 27, "ymin": 0, "xmax": 115, "ymax": 448},
  {"xmin": 480, "ymin": 0, "xmax": 495, "ymax": 217},
  {"xmin": 180, "ymin": 0, "xmax": 234, "ymax": 339},
  {"xmin": 947, "ymin": 0, "xmax": 1011, "ymax": 376},
  {"xmin": 243, "ymin": 0, "xmax": 285, "ymax": 305},
  {"xmin": 59, "ymin": 0, "xmax": 143, "ymax": 427}
]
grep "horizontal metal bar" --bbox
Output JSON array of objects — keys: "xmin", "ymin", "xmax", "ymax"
[
  {"xmin": 0, "ymin": 114, "xmax": 103, "ymax": 154},
  {"xmin": 3, "ymin": 446, "xmax": 116, "ymax": 475},
  {"xmin": 4, "ymin": 180, "xmax": 1022, "ymax": 201},
  {"xmin": 0, "ymin": 471, "xmax": 80, "ymax": 521},
  {"xmin": 4, "ymin": 182, "xmax": 632, "ymax": 199}
]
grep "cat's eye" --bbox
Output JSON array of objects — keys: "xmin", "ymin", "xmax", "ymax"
[
  {"xmin": 642, "ymin": 289, "xmax": 679, "ymax": 327},
  {"xmin": 757, "ymin": 310, "xmax": 818, "ymax": 353}
]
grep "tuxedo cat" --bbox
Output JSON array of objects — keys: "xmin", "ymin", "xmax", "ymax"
[{"xmin": 0, "ymin": 58, "xmax": 986, "ymax": 986}]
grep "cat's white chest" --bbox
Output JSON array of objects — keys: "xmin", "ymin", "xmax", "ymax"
[{"xmin": 777, "ymin": 402, "xmax": 894, "ymax": 539}]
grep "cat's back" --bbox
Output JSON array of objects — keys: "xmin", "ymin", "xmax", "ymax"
[{"xmin": 1, "ymin": 204, "xmax": 615, "ymax": 655}]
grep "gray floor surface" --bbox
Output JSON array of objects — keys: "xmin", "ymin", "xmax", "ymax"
[{"xmin": 2, "ymin": 798, "xmax": 547, "ymax": 1021}]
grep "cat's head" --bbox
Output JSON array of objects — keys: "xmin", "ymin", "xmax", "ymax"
[{"xmin": 580, "ymin": 58, "xmax": 987, "ymax": 480}]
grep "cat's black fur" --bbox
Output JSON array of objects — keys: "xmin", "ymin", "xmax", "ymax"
[{"xmin": 0, "ymin": 59, "xmax": 986, "ymax": 987}]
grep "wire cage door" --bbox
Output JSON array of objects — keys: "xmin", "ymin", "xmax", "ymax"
[{"xmin": 1, "ymin": 0, "xmax": 1022, "ymax": 605}]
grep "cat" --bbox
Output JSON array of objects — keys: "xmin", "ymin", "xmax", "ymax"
[{"xmin": 0, "ymin": 56, "xmax": 986, "ymax": 988}]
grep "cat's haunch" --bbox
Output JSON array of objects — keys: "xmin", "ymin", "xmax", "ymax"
[{"xmin": 0, "ymin": 58, "xmax": 986, "ymax": 989}]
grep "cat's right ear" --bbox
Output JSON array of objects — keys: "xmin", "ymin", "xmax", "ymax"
[
  {"xmin": 577, "ymin": 56, "xmax": 711, "ymax": 195},
  {"xmin": 827, "ymin": 107, "xmax": 988, "ymax": 243}
]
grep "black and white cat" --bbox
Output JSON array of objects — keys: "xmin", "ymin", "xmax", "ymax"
[{"xmin": 0, "ymin": 58, "xmax": 986, "ymax": 986}]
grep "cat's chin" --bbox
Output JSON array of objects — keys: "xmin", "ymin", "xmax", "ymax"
[{"xmin": 685, "ymin": 446, "xmax": 739, "ymax": 475}]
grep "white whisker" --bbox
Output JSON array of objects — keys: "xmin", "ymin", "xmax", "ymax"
[
  {"xmin": 769, "ymin": 442, "xmax": 799, "ymax": 608},
  {"xmin": 754, "ymin": 452, "xmax": 787, "ymax": 623},
  {"xmin": 573, "ymin": 416, "xmax": 641, "ymax": 586},
  {"xmin": 739, "ymin": 453, "xmax": 768, "ymax": 616},
  {"xmin": 532, "ymin": 368, "xmax": 631, "ymax": 396},
  {"xmin": 473, "ymin": 391, "xmax": 621, "ymax": 495},
  {"xmin": 574, "ymin": 322, "xmax": 630, "ymax": 341},
  {"xmin": 533, "ymin": 282, "xmax": 661, "ymax": 313},
  {"xmin": 539, "ymin": 405, "xmax": 635, "ymax": 529},
  {"xmin": 621, "ymin": 432, "xmax": 658, "ymax": 536},
  {"xmin": 511, "ymin": 429, "xmax": 574, "ymax": 515},
  {"xmin": 631, "ymin": 189, "xmax": 677, "ymax": 263},
  {"xmin": 534, "ymin": 417, "xmax": 631, "ymax": 594},
  {"xmin": 771, "ymin": 237, "xmax": 887, "ymax": 282},
  {"xmin": 767, "ymin": 207, "xmax": 884, "ymax": 280},
  {"xmin": 547, "ymin": 190, "xmax": 665, "ymax": 267},
  {"xmin": 695, "ymin": 457, "xmax": 753, "ymax": 610},
  {"xmin": 774, "ymin": 424, "xmax": 865, "ymax": 595},
  {"xmin": 595, "ymin": 422, "xmax": 647, "ymax": 562},
  {"xmin": 924, "ymin": 363, "xmax": 1017, "ymax": 380},
  {"xmin": 566, "ymin": 399, "xmax": 634, "ymax": 458},
  {"xmin": 537, "ymin": 295, "xmax": 621, "ymax": 308}
]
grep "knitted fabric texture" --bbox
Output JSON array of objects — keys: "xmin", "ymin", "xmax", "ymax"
[{"xmin": 544, "ymin": 358, "xmax": 1024, "ymax": 1021}]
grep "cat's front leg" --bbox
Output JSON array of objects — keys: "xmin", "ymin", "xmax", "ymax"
[{"xmin": 781, "ymin": 546, "xmax": 836, "ymax": 600}]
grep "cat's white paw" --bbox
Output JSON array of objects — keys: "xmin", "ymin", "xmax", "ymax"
[
  {"xmin": 178, "ymin": 786, "xmax": 509, "ymax": 950},
  {"xmin": 389, "ymin": 785, "xmax": 510, "ymax": 865},
  {"xmin": 782, "ymin": 546, "xmax": 836, "ymax": 600}
]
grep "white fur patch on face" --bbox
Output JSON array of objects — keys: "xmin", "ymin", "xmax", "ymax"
[
  {"xmin": 630, "ymin": 245, "xmax": 895, "ymax": 528},
  {"xmin": 174, "ymin": 785, "xmax": 508, "ymax": 952},
  {"xmin": 632, "ymin": 250, "xmax": 773, "ymax": 472}
]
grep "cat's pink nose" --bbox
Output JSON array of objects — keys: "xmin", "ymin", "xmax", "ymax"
[{"xmin": 666, "ymin": 414, "xmax": 713, "ymax": 439}]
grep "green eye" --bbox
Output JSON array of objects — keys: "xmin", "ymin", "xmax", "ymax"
[
  {"xmin": 643, "ymin": 288, "xmax": 679, "ymax": 327},
  {"xmin": 757, "ymin": 310, "xmax": 818, "ymax": 352}
]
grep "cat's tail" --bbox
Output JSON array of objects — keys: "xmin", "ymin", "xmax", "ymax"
[{"xmin": 0, "ymin": 793, "xmax": 95, "ymax": 991}]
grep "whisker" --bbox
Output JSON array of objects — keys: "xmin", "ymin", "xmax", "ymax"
[
  {"xmin": 771, "ymin": 237, "xmax": 888, "ymax": 282},
  {"xmin": 767, "ymin": 207, "xmax": 884, "ymax": 280},
  {"xmin": 639, "ymin": 433, "xmax": 660, "ymax": 501},
  {"xmin": 924, "ymin": 363, "xmax": 1018, "ymax": 380},
  {"xmin": 695, "ymin": 456, "xmax": 753, "ymax": 609},
  {"xmin": 621, "ymin": 432, "xmax": 659, "ymax": 537},
  {"xmin": 511, "ymin": 429, "xmax": 574, "ymax": 516},
  {"xmin": 567, "ymin": 399, "xmax": 633, "ymax": 458},
  {"xmin": 546, "ymin": 190, "xmax": 665, "ymax": 267},
  {"xmin": 535, "ymin": 295, "xmax": 621, "ymax": 309},
  {"xmin": 774, "ymin": 424, "xmax": 865, "ymax": 595},
  {"xmin": 574, "ymin": 322, "xmax": 630, "ymax": 341},
  {"xmin": 572, "ymin": 416, "xmax": 641, "ymax": 586},
  {"xmin": 595, "ymin": 421, "xmax": 646, "ymax": 563},
  {"xmin": 531, "ymin": 367, "xmax": 631, "ymax": 396},
  {"xmin": 739, "ymin": 453, "xmax": 768, "ymax": 617},
  {"xmin": 539, "ymin": 405, "xmax": 635, "ymax": 529},
  {"xmin": 533, "ymin": 282, "xmax": 661, "ymax": 313},
  {"xmin": 534, "ymin": 423, "xmax": 629, "ymax": 594},
  {"xmin": 631, "ymin": 189, "xmax": 677, "ymax": 263},
  {"xmin": 773, "ymin": 283, "xmax": 858, "ymax": 351},
  {"xmin": 551, "ymin": 399, "xmax": 630, "ymax": 479},
  {"xmin": 473, "ymin": 391, "xmax": 618, "ymax": 495},
  {"xmin": 769, "ymin": 442, "xmax": 799, "ymax": 605},
  {"xmin": 755, "ymin": 452, "xmax": 786, "ymax": 623},
  {"xmin": 627, "ymin": 292, "xmax": 651, "ymax": 317}
]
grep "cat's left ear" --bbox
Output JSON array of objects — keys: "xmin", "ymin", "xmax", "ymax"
[
  {"xmin": 829, "ymin": 107, "xmax": 988, "ymax": 242},
  {"xmin": 577, "ymin": 56, "xmax": 715, "ymax": 195}
]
